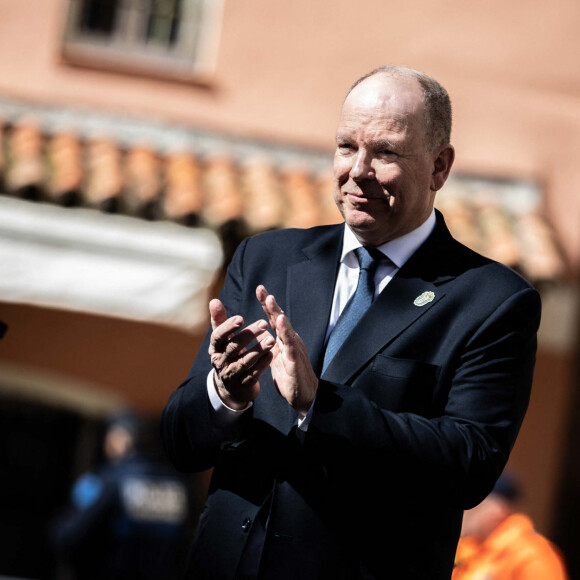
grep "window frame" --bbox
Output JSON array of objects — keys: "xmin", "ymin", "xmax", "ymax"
[{"xmin": 61, "ymin": 0, "xmax": 225, "ymax": 82}]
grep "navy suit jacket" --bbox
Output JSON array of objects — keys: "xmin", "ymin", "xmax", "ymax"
[{"xmin": 162, "ymin": 211, "xmax": 541, "ymax": 580}]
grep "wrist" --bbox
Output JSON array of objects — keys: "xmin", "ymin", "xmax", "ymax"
[
  {"xmin": 214, "ymin": 374, "xmax": 249, "ymax": 411},
  {"xmin": 296, "ymin": 378, "xmax": 319, "ymax": 416}
]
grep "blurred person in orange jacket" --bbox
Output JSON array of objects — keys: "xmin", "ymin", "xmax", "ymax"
[{"xmin": 453, "ymin": 472, "xmax": 568, "ymax": 580}]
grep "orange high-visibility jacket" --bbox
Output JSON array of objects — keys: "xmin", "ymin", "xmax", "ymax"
[{"xmin": 453, "ymin": 513, "xmax": 568, "ymax": 580}]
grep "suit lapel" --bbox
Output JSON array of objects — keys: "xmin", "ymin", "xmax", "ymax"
[
  {"xmin": 321, "ymin": 275, "xmax": 444, "ymax": 383},
  {"xmin": 258, "ymin": 225, "xmax": 342, "ymax": 436},
  {"xmin": 286, "ymin": 225, "xmax": 344, "ymax": 374},
  {"xmin": 322, "ymin": 212, "xmax": 458, "ymax": 384}
]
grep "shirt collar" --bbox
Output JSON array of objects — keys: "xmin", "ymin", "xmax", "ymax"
[{"xmin": 341, "ymin": 210, "xmax": 436, "ymax": 268}]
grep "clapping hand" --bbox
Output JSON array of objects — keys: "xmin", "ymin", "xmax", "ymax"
[
  {"xmin": 208, "ymin": 298, "xmax": 275, "ymax": 409},
  {"xmin": 256, "ymin": 285, "xmax": 318, "ymax": 416}
]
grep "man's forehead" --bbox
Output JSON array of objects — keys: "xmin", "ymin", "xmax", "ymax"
[
  {"xmin": 338, "ymin": 101, "xmax": 410, "ymax": 124},
  {"xmin": 335, "ymin": 111, "xmax": 408, "ymax": 140},
  {"xmin": 338, "ymin": 75, "xmax": 424, "ymax": 138},
  {"xmin": 343, "ymin": 73, "xmax": 424, "ymax": 116}
]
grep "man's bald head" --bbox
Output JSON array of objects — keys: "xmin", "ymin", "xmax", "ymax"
[{"xmin": 346, "ymin": 65, "xmax": 452, "ymax": 152}]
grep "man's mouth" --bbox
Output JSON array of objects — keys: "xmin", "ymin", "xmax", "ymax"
[{"xmin": 346, "ymin": 192, "xmax": 381, "ymax": 203}]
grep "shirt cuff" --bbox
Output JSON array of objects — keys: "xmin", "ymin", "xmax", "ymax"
[
  {"xmin": 297, "ymin": 395, "xmax": 316, "ymax": 432},
  {"xmin": 207, "ymin": 369, "xmax": 252, "ymax": 426}
]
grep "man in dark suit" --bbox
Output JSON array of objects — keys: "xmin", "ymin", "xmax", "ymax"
[{"xmin": 161, "ymin": 65, "xmax": 541, "ymax": 579}]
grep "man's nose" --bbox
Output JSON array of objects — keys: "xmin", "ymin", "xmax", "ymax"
[{"xmin": 350, "ymin": 150, "xmax": 375, "ymax": 181}]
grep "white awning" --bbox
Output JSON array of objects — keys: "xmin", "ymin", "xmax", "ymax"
[{"xmin": 0, "ymin": 197, "xmax": 223, "ymax": 332}]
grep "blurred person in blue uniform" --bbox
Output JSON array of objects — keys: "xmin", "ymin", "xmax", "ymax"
[{"xmin": 51, "ymin": 410, "xmax": 192, "ymax": 580}]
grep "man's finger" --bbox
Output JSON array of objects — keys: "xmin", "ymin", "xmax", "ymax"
[
  {"xmin": 242, "ymin": 350, "xmax": 274, "ymax": 384},
  {"xmin": 210, "ymin": 314, "xmax": 244, "ymax": 350},
  {"xmin": 209, "ymin": 299, "xmax": 233, "ymax": 330},
  {"xmin": 221, "ymin": 321, "xmax": 273, "ymax": 361},
  {"xmin": 234, "ymin": 333, "xmax": 276, "ymax": 372},
  {"xmin": 256, "ymin": 285, "xmax": 284, "ymax": 330},
  {"xmin": 274, "ymin": 313, "xmax": 299, "ymax": 352},
  {"xmin": 210, "ymin": 318, "xmax": 273, "ymax": 381}
]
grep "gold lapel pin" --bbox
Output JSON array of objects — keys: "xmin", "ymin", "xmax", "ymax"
[{"xmin": 413, "ymin": 291, "xmax": 435, "ymax": 307}]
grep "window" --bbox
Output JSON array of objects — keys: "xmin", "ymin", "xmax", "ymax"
[{"xmin": 62, "ymin": 0, "xmax": 224, "ymax": 81}]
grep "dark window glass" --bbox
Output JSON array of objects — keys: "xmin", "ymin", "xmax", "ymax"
[
  {"xmin": 147, "ymin": 0, "xmax": 183, "ymax": 47},
  {"xmin": 79, "ymin": 0, "xmax": 119, "ymax": 34}
]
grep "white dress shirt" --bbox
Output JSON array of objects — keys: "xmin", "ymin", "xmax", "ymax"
[
  {"xmin": 207, "ymin": 210, "xmax": 437, "ymax": 427},
  {"xmin": 325, "ymin": 210, "xmax": 436, "ymax": 341}
]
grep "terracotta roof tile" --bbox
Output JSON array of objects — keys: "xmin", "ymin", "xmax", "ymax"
[
  {"xmin": 5, "ymin": 121, "xmax": 46, "ymax": 199},
  {"xmin": 516, "ymin": 213, "xmax": 566, "ymax": 282},
  {"xmin": 163, "ymin": 151, "xmax": 203, "ymax": 224},
  {"xmin": 47, "ymin": 132, "xmax": 83, "ymax": 204},
  {"xmin": 239, "ymin": 156, "xmax": 284, "ymax": 233},
  {"xmin": 281, "ymin": 167, "xmax": 321, "ymax": 229},
  {"xmin": 202, "ymin": 154, "xmax": 244, "ymax": 227},
  {"xmin": 0, "ymin": 117, "xmax": 567, "ymax": 285},
  {"xmin": 475, "ymin": 199, "xmax": 520, "ymax": 266},
  {"xmin": 85, "ymin": 137, "xmax": 124, "ymax": 210},
  {"xmin": 124, "ymin": 146, "xmax": 161, "ymax": 211},
  {"xmin": 434, "ymin": 179, "xmax": 566, "ymax": 284},
  {"xmin": 316, "ymin": 170, "xmax": 343, "ymax": 226},
  {"xmin": 435, "ymin": 186, "xmax": 484, "ymax": 254},
  {"xmin": 0, "ymin": 118, "xmax": 5, "ymax": 178}
]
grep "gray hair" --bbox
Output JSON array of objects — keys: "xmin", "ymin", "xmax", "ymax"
[{"xmin": 347, "ymin": 65, "xmax": 452, "ymax": 151}]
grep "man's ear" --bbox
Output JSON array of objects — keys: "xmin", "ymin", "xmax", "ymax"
[{"xmin": 430, "ymin": 144, "xmax": 455, "ymax": 191}]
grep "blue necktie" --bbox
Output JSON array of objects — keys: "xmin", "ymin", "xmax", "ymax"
[{"xmin": 322, "ymin": 246, "xmax": 382, "ymax": 374}]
